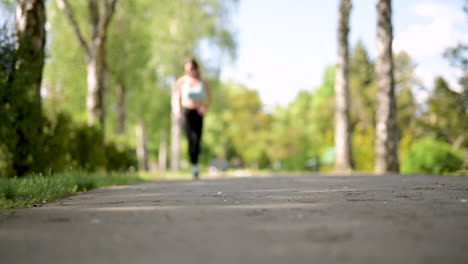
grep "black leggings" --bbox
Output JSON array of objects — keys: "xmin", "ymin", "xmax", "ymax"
[{"xmin": 183, "ymin": 108, "xmax": 203, "ymax": 165}]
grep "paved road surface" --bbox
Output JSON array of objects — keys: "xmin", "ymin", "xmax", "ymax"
[{"xmin": 1, "ymin": 174, "xmax": 468, "ymax": 264}]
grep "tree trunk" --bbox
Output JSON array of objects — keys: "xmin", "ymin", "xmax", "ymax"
[
  {"xmin": 86, "ymin": 44, "xmax": 107, "ymax": 129},
  {"xmin": 334, "ymin": 0, "xmax": 353, "ymax": 172},
  {"xmin": 158, "ymin": 130, "xmax": 168, "ymax": 171},
  {"xmin": 115, "ymin": 81, "xmax": 126, "ymax": 134},
  {"xmin": 375, "ymin": 0, "xmax": 399, "ymax": 173},
  {"xmin": 170, "ymin": 83, "xmax": 181, "ymax": 170},
  {"xmin": 15, "ymin": 0, "xmax": 46, "ymax": 108},
  {"xmin": 13, "ymin": 0, "xmax": 46, "ymax": 175},
  {"xmin": 136, "ymin": 122, "xmax": 149, "ymax": 171},
  {"xmin": 452, "ymin": 134, "xmax": 465, "ymax": 149},
  {"xmin": 56, "ymin": 0, "xmax": 117, "ymax": 137}
]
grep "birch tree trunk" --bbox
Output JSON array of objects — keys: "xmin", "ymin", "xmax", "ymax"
[
  {"xmin": 115, "ymin": 81, "xmax": 126, "ymax": 134},
  {"xmin": 375, "ymin": 0, "xmax": 399, "ymax": 173},
  {"xmin": 334, "ymin": 0, "xmax": 353, "ymax": 171},
  {"xmin": 170, "ymin": 83, "xmax": 181, "ymax": 170},
  {"xmin": 86, "ymin": 39, "xmax": 107, "ymax": 128},
  {"xmin": 158, "ymin": 131, "xmax": 168, "ymax": 171},
  {"xmin": 136, "ymin": 122, "xmax": 149, "ymax": 171},
  {"xmin": 15, "ymin": 0, "xmax": 46, "ymax": 108},
  {"xmin": 56, "ymin": 0, "xmax": 117, "ymax": 133}
]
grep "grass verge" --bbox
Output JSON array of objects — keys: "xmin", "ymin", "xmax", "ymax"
[{"xmin": 0, "ymin": 171, "xmax": 144, "ymax": 210}]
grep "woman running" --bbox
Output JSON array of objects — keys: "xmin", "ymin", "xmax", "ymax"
[{"xmin": 175, "ymin": 57, "xmax": 212, "ymax": 179}]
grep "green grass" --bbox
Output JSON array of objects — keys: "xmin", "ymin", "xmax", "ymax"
[{"xmin": 0, "ymin": 171, "xmax": 145, "ymax": 210}]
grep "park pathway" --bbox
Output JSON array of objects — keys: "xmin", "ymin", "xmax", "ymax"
[{"xmin": 1, "ymin": 174, "xmax": 468, "ymax": 264}]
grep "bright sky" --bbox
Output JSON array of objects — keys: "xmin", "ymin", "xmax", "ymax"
[{"xmin": 220, "ymin": 0, "xmax": 468, "ymax": 106}]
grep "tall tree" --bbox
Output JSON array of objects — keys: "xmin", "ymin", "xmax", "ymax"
[
  {"xmin": 393, "ymin": 51, "xmax": 422, "ymax": 162},
  {"xmin": 11, "ymin": 0, "xmax": 46, "ymax": 176},
  {"xmin": 443, "ymin": 1, "xmax": 467, "ymax": 111},
  {"xmin": 334, "ymin": 0, "xmax": 353, "ymax": 171},
  {"xmin": 350, "ymin": 41, "xmax": 376, "ymax": 129},
  {"xmin": 55, "ymin": 0, "xmax": 117, "ymax": 132},
  {"xmin": 15, "ymin": 0, "xmax": 46, "ymax": 106},
  {"xmin": 375, "ymin": 0, "xmax": 399, "ymax": 173},
  {"xmin": 425, "ymin": 77, "xmax": 468, "ymax": 149},
  {"xmin": 394, "ymin": 52, "xmax": 419, "ymax": 132}
]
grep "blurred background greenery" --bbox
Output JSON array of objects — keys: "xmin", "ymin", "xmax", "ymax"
[{"xmin": 0, "ymin": 0, "xmax": 466, "ymax": 180}]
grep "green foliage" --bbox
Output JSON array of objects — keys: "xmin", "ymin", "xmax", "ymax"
[
  {"xmin": 45, "ymin": 0, "xmax": 238, "ymax": 168},
  {"xmin": 443, "ymin": 3, "xmax": 467, "ymax": 88},
  {"xmin": 44, "ymin": 1, "xmax": 88, "ymax": 119},
  {"xmin": 104, "ymin": 142, "xmax": 137, "ymax": 172},
  {"xmin": 42, "ymin": 113, "xmax": 136, "ymax": 173},
  {"xmin": 41, "ymin": 113, "xmax": 75, "ymax": 172},
  {"xmin": 444, "ymin": 43, "xmax": 468, "ymax": 88},
  {"xmin": 203, "ymin": 81, "xmax": 271, "ymax": 168},
  {"xmin": 352, "ymin": 125, "xmax": 375, "ymax": 171},
  {"xmin": 1, "ymin": 108, "xmax": 136, "ymax": 177},
  {"xmin": 349, "ymin": 41, "xmax": 376, "ymax": 170},
  {"xmin": 0, "ymin": 22, "xmax": 44, "ymax": 177},
  {"xmin": 265, "ymin": 66, "xmax": 335, "ymax": 171},
  {"xmin": 0, "ymin": 171, "xmax": 143, "ymax": 209},
  {"xmin": 422, "ymin": 77, "xmax": 468, "ymax": 148},
  {"xmin": 347, "ymin": 44, "xmax": 424, "ymax": 171},
  {"xmin": 68, "ymin": 123, "xmax": 106, "ymax": 170},
  {"xmin": 395, "ymin": 51, "xmax": 420, "ymax": 133},
  {"xmin": 0, "ymin": 25, "xmax": 16, "ymax": 177},
  {"xmin": 5, "ymin": 1, "xmax": 466, "ymax": 176},
  {"xmin": 1, "ymin": 0, "xmax": 238, "ymax": 177},
  {"xmin": 402, "ymin": 138, "xmax": 464, "ymax": 174}
]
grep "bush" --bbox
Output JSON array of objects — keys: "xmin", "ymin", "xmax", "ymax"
[
  {"xmin": 0, "ymin": 22, "xmax": 44, "ymax": 177},
  {"xmin": 105, "ymin": 142, "xmax": 137, "ymax": 172},
  {"xmin": 68, "ymin": 122, "xmax": 106, "ymax": 171},
  {"xmin": 1, "ymin": 109, "xmax": 137, "ymax": 177},
  {"xmin": 43, "ymin": 114, "xmax": 137, "ymax": 173},
  {"xmin": 401, "ymin": 138, "xmax": 464, "ymax": 174},
  {"xmin": 41, "ymin": 113, "xmax": 74, "ymax": 173}
]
